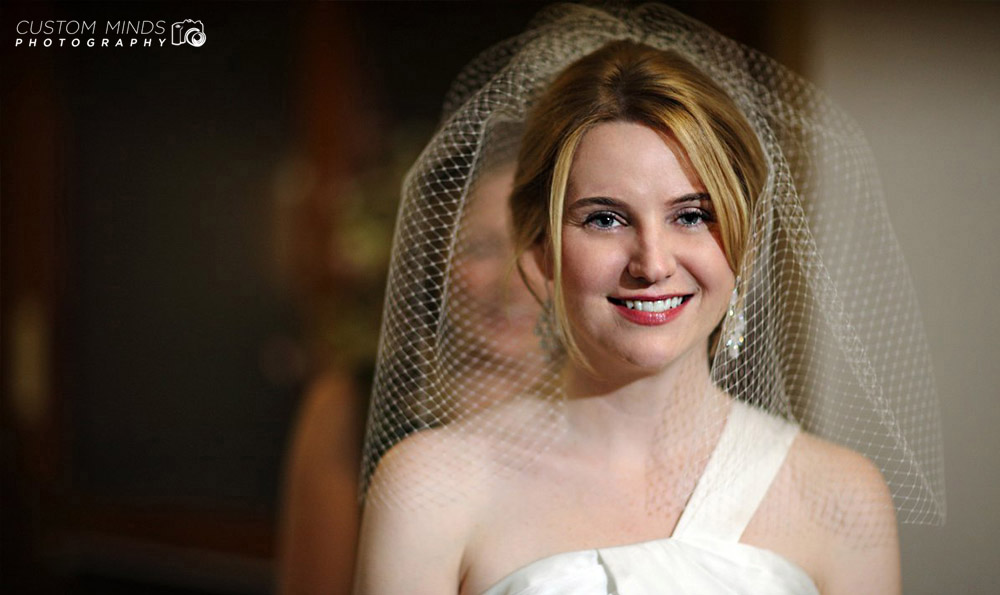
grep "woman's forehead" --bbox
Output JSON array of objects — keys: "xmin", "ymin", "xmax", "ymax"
[{"xmin": 567, "ymin": 122, "xmax": 705, "ymax": 200}]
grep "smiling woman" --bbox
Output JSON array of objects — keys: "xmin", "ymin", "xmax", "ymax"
[
  {"xmin": 353, "ymin": 4, "xmax": 945, "ymax": 595},
  {"xmin": 556, "ymin": 122, "xmax": 735, "ymax": 378}
]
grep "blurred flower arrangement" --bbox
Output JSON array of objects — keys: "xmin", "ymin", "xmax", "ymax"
[{"xmin": 273, "ymin": 125, "xmax": 430, "ymax": 373}]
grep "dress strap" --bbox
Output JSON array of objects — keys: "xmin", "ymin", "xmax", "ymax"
[{"xmin": 672, "ymin": 400, "xmax": 799, "ymax": 543}]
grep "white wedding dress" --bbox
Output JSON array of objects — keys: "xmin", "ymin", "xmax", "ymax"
[{"xmin": 480, "ymin": 401, "xmax": 820, "ymax": 594}]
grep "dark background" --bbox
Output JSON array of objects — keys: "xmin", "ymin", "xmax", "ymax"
[{"xmin": 0, "ymin": 2, "xmax": 808, "ymax": 593}]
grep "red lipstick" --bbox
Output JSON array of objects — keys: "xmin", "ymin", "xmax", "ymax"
[{"xmin": 608, "ymin": 295, "xmax": 690, "ymax": 326}]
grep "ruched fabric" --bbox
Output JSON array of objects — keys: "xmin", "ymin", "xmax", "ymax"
[{"xmin": 479, "ymin": 535, "xmax": 818, "ymax": 595}]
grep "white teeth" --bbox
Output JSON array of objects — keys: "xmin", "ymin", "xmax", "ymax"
[{"xmin": 623, "ymin": 297, "xmax": 683, "ymax": 313}]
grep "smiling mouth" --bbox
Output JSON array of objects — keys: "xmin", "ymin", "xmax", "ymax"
[{"xmin": 607, "ymin": 295, "xmax": 691, "ymax": 313}]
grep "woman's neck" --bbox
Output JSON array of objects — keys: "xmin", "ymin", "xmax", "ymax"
[{"xmin": 559, "ymin": 346, "xmax": 725, "ymax": 460}]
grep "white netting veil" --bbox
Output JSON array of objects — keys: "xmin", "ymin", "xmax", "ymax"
[{"xmin": 359, "ymin": 1, "xmax": 945, "ymax": 541}]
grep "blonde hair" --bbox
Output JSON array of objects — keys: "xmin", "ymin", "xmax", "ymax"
[{"xmin": 510, "ymin": 40, "xmax": 767, "ymax": 368}]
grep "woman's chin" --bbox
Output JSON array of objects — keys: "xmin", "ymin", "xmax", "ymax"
[
  {"xmin": 586, "ymin": 349, "xmax": 678, "ymax": 377},
  {"xmin": 585, "ymin": 340, "xmax": 707, "ymax": 380}
]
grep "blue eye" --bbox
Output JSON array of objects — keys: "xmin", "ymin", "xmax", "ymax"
[
  {"xmin": 676, "ymin": 208, "xmax": 712, "ymax": 227},
  {"xmin": 584, "ymin": 212, "xmax": 623, "ymax": 229}
]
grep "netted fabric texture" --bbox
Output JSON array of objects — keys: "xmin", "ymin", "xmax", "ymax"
[{"xmin": 360, "ymin": 1, "xmax": 945, "ymax": 543}]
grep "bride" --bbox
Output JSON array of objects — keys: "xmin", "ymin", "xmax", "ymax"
[{"xmin": 354, "ymin": 5, "xmax": 944, "ymax": 594}]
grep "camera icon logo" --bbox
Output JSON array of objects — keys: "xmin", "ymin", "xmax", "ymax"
[{"xmin": 171, "ymin": 20, "xmax": 207, "ymax": 47}]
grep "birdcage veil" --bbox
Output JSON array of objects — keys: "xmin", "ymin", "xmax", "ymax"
[{"xmin": 360, "ymin": 2, "xmax": 945, "ymax": 539}]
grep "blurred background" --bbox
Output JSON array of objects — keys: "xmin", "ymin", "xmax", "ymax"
[{"xmin": 2, "ymin": 1, "xmax": 997, "ymax": 594}]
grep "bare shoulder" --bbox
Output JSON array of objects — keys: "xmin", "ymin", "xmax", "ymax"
[
  {"xmin": 784, "ymin": 432, "xmax": 901, "ymax": 594},
  {"xmin": 366, "ymin": 423, "xmax": 491, "ymax": 508},
  {"xmin": 355, "ymin": 396, "xmax": 547, "ymax": 594},
  {"xmin": 367, "ymin": 394, "xmax": 549, "ymax": 503},
  {"xmin": 790, "ymin": 432, "xmax": 892, "ymax": 492},
  {"xmin": 786, "ymin": 432, "xmax": 896, "ymax": 538},
  {"xmin": 354, "ymin": 427, "xmax": 485, "ymax": 594}
]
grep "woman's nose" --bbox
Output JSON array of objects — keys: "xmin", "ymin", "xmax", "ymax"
[{"xmin": 626, "ymin": 228, "xmax": 676, "ymax": 284}]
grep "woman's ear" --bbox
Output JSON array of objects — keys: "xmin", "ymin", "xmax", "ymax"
[
  {"xmin": 515, "ymin": 246, "xmax": 550, "ymax": 302},
  {"xmin": 531, "ymin": 241, "xmax": 554, "ymax": 281}
]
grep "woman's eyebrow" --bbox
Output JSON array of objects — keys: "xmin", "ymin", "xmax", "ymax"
[
  {"xmin": 567, "ymin": 192, "xmax": 711, "ymax": 211},
  {"xmin": 672, "ymin": 192, "xmax": 711, "ymax": 205},
  {"xmin": 566, "ymin": 196, "xmax": 625, "ymax": 211}
]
